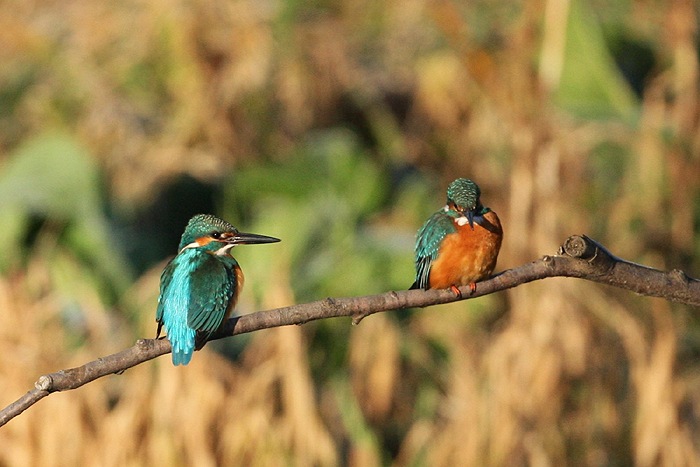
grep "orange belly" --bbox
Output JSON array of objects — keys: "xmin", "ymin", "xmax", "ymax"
[
  {"xmin": 225, "ymin": 265, "xmax": 244, "ymax": 324},
  {"xmin": 428, "ymin": 210, "xmax": 503, "ymax": 289}
]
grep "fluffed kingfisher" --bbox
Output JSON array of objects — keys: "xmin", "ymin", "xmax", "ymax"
[
  {"xmin": 411, "ymin": 178, "xmax": 503, "ymax": 295},
  {"xmin": 156, "ymin": 214, "xmax": 280, "ymax": 365}
]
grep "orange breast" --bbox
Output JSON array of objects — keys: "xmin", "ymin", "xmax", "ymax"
[
  {"xmin": 223, "ymin": 265, "xmax": 245, "ymax": 325},
  {"xmin": 428, "ymin": 210, "xmax": 503, "ymax": 289}
]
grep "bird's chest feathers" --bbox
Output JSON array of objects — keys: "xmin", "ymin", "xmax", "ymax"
[{"xmin": 429, "ymin": 212, "xmax": 502, "ymax": 286}]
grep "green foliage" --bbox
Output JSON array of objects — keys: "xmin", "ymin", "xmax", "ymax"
[
  {"xmin": 0, "ymin": 132, "xmax": 132, "ymax": 301},
  {"xmin": 0, "ymin": 132, "xmax": 100, "ymax": 217},
  {"xmin": 554, "ymin": 0, "xmax": 639, "ymax": 120}
]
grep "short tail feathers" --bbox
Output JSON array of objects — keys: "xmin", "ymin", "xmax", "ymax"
[
  {"xmin": 172, "ymin": 347, "xmax": 193, "ymax": 366},
  {"xmin": 166, "ymin": 322, "xmax": 197, "ymax": 366}
]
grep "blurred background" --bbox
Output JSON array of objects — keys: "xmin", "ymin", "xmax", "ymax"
[{"xmin": 0, "ymin": 0, "xmax": 698, "ymax": 465}]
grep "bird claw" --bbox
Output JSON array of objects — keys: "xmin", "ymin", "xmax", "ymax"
[{"xmin": 449, "ymin": 285, "xmax": 462, "ymax": 299}]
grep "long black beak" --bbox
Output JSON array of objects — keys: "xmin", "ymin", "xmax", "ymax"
[
  {"xmin": 229, "ymin": 232, "xmax": 280, "ymax": 245},
  {"xmin": 466, "ymin": 210, "xmax": 475, "ymax": 230}
]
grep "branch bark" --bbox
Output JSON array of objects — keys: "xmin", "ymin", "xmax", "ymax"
[{"xmin": 1, "ymin": 235, "xmax": 698, "ymax": 427}]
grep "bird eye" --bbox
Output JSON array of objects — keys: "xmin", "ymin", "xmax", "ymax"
[{"xmin": 211, "ymin": 232, "xmax": 221, "ymax": 239}]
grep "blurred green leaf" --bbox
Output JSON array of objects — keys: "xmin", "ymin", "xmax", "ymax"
[
  {"xmin": 0, "ymin": 132, "xmax": 132, "ymax": 301},
  {"xmin": 554, "ymin": 0, "xmax": 639, "ymax": 120},
  {"xmin": 0, "ymin": 131, "xmax": 100, "ymax": 217}
]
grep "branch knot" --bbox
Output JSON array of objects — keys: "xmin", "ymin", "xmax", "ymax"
[
  {"xmin": 35, "ymin": 375, "xmax": 53, "ymax": 392},
  {"xmin": 561, "ymin": 235, "xmax": 596, "ymax": 259}
]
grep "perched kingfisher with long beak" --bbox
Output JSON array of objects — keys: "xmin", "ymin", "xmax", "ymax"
[
  {"xmin": 411, "ymin": 178, "xmax": 503, "ymax": 296},
  {"xmin": 156, "ymin": 214, "xmax": 280, "ymax": 365}
]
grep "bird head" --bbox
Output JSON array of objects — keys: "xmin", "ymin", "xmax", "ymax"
[
  {"xmin": 178, "ymin": 214, "xmax": 280, "ymax": 254},
  {"xmin": 445, "ymin": 178, "xmax": 482, "ymax": 230}
]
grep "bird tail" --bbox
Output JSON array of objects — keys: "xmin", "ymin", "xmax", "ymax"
[
  {"xmin": 172, "ymin": 349, "xmax": 193, "ymax": 366},
  {"xmin": 167, "ymin": 324, "xmax": 196, "ymax": 366}
]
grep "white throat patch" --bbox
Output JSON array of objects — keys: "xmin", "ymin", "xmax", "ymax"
[
  {"xmin": 179, "ymin": 241, "xmax": 200, "ymax": 254},
  {"xmin": 214, "ymin": 244, "xmax": 235, "ymax": 256},
  {"xmin": 178, "ymin": 241, "xmax": 234, "ymax": 256}
]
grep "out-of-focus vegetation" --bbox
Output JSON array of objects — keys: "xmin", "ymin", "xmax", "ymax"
[{"xmin": 0, "ymin": 0, "xmax": 699, "ymax": 465}]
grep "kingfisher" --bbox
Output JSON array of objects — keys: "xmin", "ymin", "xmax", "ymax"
[
  {"xmin": 411, "ymin": 178, "xmax": 503, "ymax": 296},
  {"xmin": 156, "ymin": 214, "xmax": 280, "ymax": 365}
]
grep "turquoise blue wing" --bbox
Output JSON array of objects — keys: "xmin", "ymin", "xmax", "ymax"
[
  {"xmin": 412, "ymin": 211, "xmax": 456, "ymax": 289},
  {"xmin": 186, "ymin": 256, "xmax": 237, "ymax": 339}
]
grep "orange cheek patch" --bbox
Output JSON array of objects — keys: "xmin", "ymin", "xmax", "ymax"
[{"xmin": 196, "ymin": 236, "xmax": 214, "ymax": 246}]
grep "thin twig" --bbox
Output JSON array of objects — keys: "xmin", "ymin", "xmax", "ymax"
[{"xmin": 0, "ymin": 235, "xmax": 697, "ymax": 427}]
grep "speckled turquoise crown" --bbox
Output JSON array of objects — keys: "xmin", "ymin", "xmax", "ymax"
[
  {"xmin": 446, "ymin": 178, "xmax": 481, "ymax": 210},
  {"xmin": 179, "ymin": 214, "xmax": 236, "ymax": 249}
]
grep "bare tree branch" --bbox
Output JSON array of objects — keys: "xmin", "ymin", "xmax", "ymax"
[{"xmin": 1, "ymin": 235, "xmax": 698, "ymax": 427}]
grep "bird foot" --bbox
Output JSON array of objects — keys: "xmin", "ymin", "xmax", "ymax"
[{"xmin": 449, "ymin": 282, "xmax": 477, "ymax": 299}]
